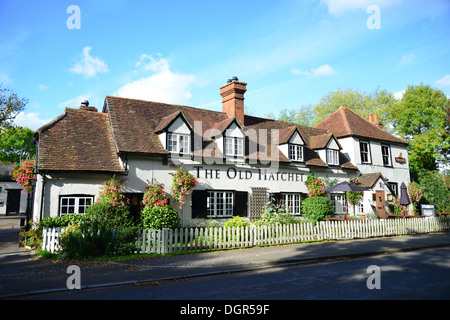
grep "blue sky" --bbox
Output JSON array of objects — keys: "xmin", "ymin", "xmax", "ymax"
[{"xmin": 1, "ymin": 0, "xmax": 449, "ymax": 130}]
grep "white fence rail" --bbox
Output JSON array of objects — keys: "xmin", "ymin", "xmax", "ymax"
[{"xmin": 42, "ymin": 217, "xmax": 450, "ymax": 254}]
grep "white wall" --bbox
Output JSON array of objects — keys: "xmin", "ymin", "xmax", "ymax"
[
  {"xmin": 338, "ymin": 136, "xmax": 410, "ymax": 186},
  {"xmin": 33, "ymin": 153, "xmax": 356, "ymax": 225}
]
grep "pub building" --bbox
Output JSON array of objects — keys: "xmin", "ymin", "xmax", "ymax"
[{"xmin": 31, "ymin": 78, "xmax": 410, "ymax": 226}]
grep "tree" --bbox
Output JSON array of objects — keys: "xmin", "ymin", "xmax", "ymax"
[
  {"xmin": 0, "ymin": 86, "xmax": 28, "ymax": 129},
  {"xmin": 312, "ymin": 87, "xmax": 395, "ymax": 127},
  {"xmin": 267, "ymin": 87, "xmax": 396, "ymax": 129},
  {"xmin": 386, "ymin": 84, "xmax": 450, "ymax": 177},
  {"xmin": 266, "ymin": 104, "xmax": 314, "ymax": 127},
  {"xmin": 0, "ymin": 126, "xmax": 35, "ymax": 163},
  {"xmin": 418, "ymin": 171, "xmax": 450, "ymax": 213}
]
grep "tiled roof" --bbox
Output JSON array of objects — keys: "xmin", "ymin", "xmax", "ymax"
[
  {"xmin": 315, "ymin": 107, "xmax": 408, "ymax": 145},
  {"xmin": 35, "ymin": 96, "xmax": 359, "ymax": 172},
  {"xmin": 104, "ymin": 96, "xmax": 228, "ymax": 155},
  {"xmin": 243, "ymin": 115, "xmax": 357, "ymax": 169},
  {"xmin": 35, "ymin": 108, "xmax": 125, "ymax": 173},
  {"xmin": 357, "ymin": 172, "xmax": 384, "ymax": 188}
]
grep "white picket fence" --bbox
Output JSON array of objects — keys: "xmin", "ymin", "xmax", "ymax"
[{"xmin": 42, "ymin": 216, "xmax": 450, "ymax": 254}]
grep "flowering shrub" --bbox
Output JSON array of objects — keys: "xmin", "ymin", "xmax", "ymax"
[
  {"xmin": 305, "ymin": 172, "xmax": 325, "ymax": 197},
  {"xmin": 10, "ymin": 159, "xmax": 36, "ymax": 193},
  {"xmin": 142, "ymin": 181, "xmax": 169, "ymax": 207},
  {"xmin": 170, "ymin": 165, "xmax": 198, "ymax": 208},
  {"xmin": 347, "ymin": 177, "xmax": 364, "ymax": 210},
  {"xmin": 97, "ymin": 175, "xmax": 129, "ymax": 207},
  {"xmin": 408, "ymin": 182, "xmax": 423, "ymax": 215},
  {"xmin": 407, "ymin": 182, "xmax": 423, "ymax": 204},
  {"xmin": 392, "ymin": 196, "xmax": 404, "ymax": 215}
]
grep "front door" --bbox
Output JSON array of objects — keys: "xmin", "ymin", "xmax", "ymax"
[{"xmin": 375, "ymin": 190, "xmax": 386, "ymax": 219}]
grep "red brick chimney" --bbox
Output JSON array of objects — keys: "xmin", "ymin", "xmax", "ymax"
[
  {"xmin": 372, "ymin": 114, "xmax": 383, "ymax": 129},
  {"xmin": 220, "ymin": 77, "xmax": 246, "ymax": 125}
]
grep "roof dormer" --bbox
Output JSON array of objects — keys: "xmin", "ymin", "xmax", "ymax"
[
  {"xmin": 277, "ymin": 127, "xmax": 306, "ymax": 163},
  {"xmin": 155, "ymin": 111, "xmax": 193, "ymax": 155},
  {"xmin": 310, "ymin": 133, "xmax": 342, "ymax": 166}
]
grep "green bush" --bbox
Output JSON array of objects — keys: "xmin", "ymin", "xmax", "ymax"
[
  {"xmin": 255, "ymin": 198, "xmax": 287, "ymax": 225},
  {"xmin": 58, "ymin": 221, "xmax": 137, "ymax": 258},
  {"xmin": 40, "ymin": 214, "xmax": 88, "ymax": 228},
  {"xmin": 86, "ymin": 201, "xmax": 135, "ymax": 228},
  {"xmin": 59, "ymin": 221, "xmax": 114, "ymax": 259},
  {"xmin": 20, "ymin": 220, "xmax": 43, "ymax": 249},
  {"xmin": 224, "ymin": 216, "xmax": 251, "ymax": 228},
  {"xmin": 139, "ymin": 205, "xmax": 181, "ymax": 230},
  {"xmin": 301, "ymin": 196, "xmax": 335, "ymax": 223},
  {"xmin": 419, "ymin": 171, "xmax": 450, "ymax": 213}
]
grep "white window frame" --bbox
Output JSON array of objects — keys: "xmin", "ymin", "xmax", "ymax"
[
  {"xmin": 360, "ymin": 141, "xmax": 371, "ymax": 164},
  {"xmin": 283, "ymin": 193, "xmax": 302, "ymax": 215},
  {"xmin": 60, "ymin": 196, "xmax": 94, "ymax": 216},
  {"xmin": 331, "ymin": 193, "xmax": 347, "ymax": 215},
  {"xmin": 207, "ymin": 191, "xmax": 234, "ymax": 217},
  {"xmin": 381, "ymin": 144, "xmax": 391, "ymax": 167},
  {"xmin": 357, "ymin": 199, "xmax": 364, "ymax": 214},
  {"xmin": 289, "ymin": 144, "xmax": 304, "ymax": 162},
  {"xmin": 224, "ymin": 137, "xmax": 244, "ymax": 157},
  {"xmin": 326, "ymin": 149, "xmax": 339, "ymax": 166},
  {"xmin": 167, "ymin": 133, "xmax": 190, "ymax": 154}
]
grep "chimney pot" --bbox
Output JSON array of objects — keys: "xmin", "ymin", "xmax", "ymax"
[
  {"xmin": 369, "ymin": 114, "xmax": 373, "ymax": 122},
  {"xmin": 79, "ymin": 100, "xmax": 97, "ymax": 112}
]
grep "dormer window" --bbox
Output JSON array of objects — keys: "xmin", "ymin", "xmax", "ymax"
[
  {"xmin": 326, "ymin": 149, "xmax": 339, "ymax": 166},
  {"xmin": 167, "ymin": 133, "xmax": 190, "ymax": 154},
  {"xmin": 224, "ymin": 137, "xmax": 244, "ymax": 157},
  {"xmin": 154, "ymin": 111, "xmax": 193, "ymax": 155},
  {"xmin": 222, "ymin": 120, "xmax": 245, "ymax": 158},
  {"xmin": 289, "ymin": 144, "xmax": 303, "ymax": 162}
]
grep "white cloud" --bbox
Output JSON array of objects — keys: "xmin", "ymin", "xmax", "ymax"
[
  {"xmin": 13, "ymin": 112, "xmax": 51, "ymax": 131},
  {"xmin": 114, "ymin": 55, "xmax": 196, "ymax": 105},
  {"xmin": 435, "ymin": 75, "xmax": 450, "ymax": 88},
  {"xmin": 69, "ymin": 46, "xmax": 109, "ymax": 78},
  {"xmin": 291, "ymin": 64, "xmax": 336, "ymax": 77},
  {"xmin": 393, "ymin": 89, "xmax": 405, "ymax": 100},
  {"xmin": 37, "ymin": 84, "xmax": 49, "ymax": 90}
]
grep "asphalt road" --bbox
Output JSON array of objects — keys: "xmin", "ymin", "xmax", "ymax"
[{"xmin": 19, "ymin": 246, "xmax": 450, "ymax": 301}]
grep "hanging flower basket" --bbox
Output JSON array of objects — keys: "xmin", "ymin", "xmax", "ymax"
[
  {"xmin": 10, "ymin": 159, "xmax": 36, "ymax": 194},
  {"xmin": 170, "ymin": 165, "xmax": 198, "ymax": 208}
]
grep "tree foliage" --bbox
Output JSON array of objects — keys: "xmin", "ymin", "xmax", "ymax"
[
  {"xmin": 312, "ymin": 87, "xmax": 395, "ymax": 127},
  {"xmin": 0, "ymin": 86, "xmax": 28, "ymax": 129},
  {"xmin": 266, "ymin": 87, "xmax": 396, "ymax": 129},
  {"xmin": 0, "ymin": 126, "xmax": 35, "ymax": 163},
  {"xmin": 386, "ymin": 84, "xmax": 449, "ymax": 176}
]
